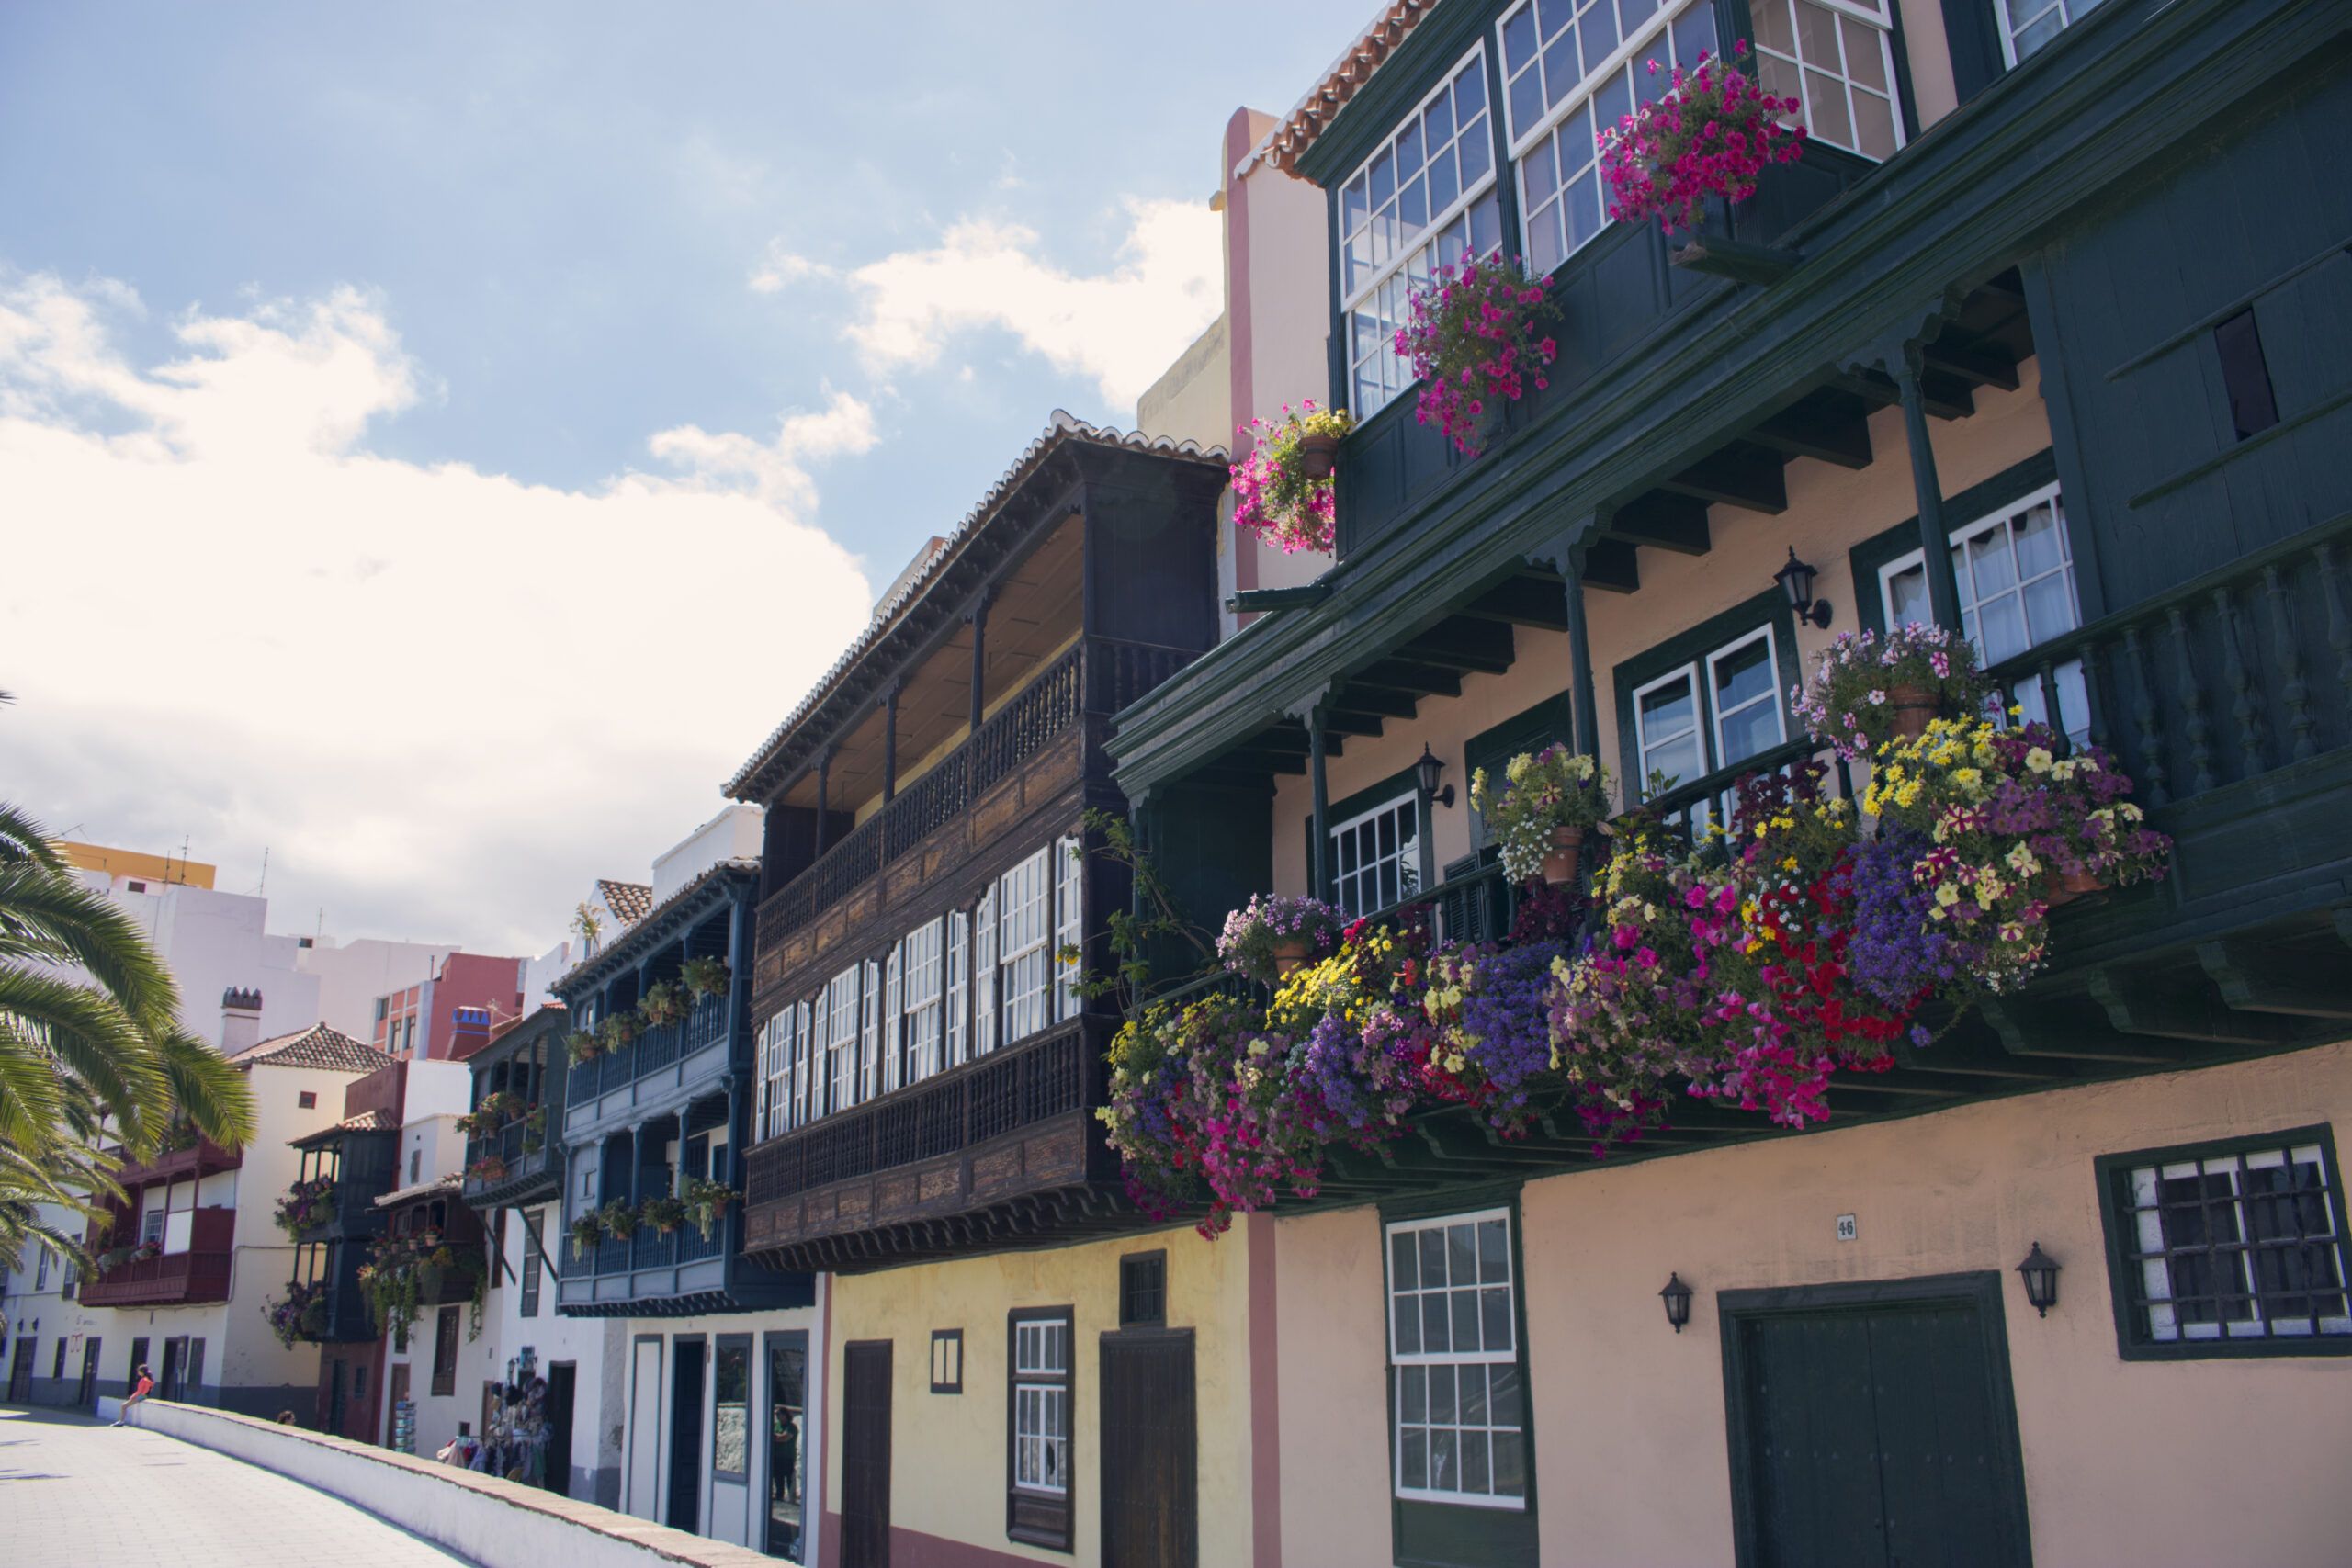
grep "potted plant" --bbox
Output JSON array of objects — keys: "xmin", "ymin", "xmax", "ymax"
[
  {"xmin": 274, "ymin": 1175, "xmax": 337, "ymax": 1236},
  {"xmin": 566, "ymin": 1029, "xmax": 602, "ymax": 1064},
  {"xmin": 639, "ymin": 981, "xmax": 686, "ymax": 1028},
  {"xmin": 682, "ymin": 955, "xmax": 731, "ymax": 1001},
  {"xmin": 639, "ymin": 1195, "xmax": 687, "ymax": 1235},
  {"xmin": 570, "ymin": 1213, "xmax": 605, "ymax": 1259},
  {"xmin": 1216, "ymin": 893, "xmax": 1349, "ymax": 984},
  {"xmin": 1470, "ymin": 745, "xmax": 1612, "ymax": 885},
  {"xmin": 466, "ymin": 1155, "xmax": 508, "ymax": 1185},
  {"xmin": 1599, "ymin": 44, "xmax": 1807, "ymax": 276},
  {"xmin": 1230, "ymin": 401, "xmax": 1355, "ymax": 554},
  {"xmin": 597, "ymin": 1010, "xmax": 640, "ymax": 1052},
  {"xmin": 1396, "ymin": 253, "xmax": 1558, "ymax": 456},
  {"xmin": 1793, "ymin": 623, "xmax": 1986, "ymax": 759},
  {"xmin": 130, "ymin": 1238, "xmax": 164, "ymax": 1263},
  {"xmin": 479, "ymin": 1089, "xmax": 524, "ymax": 1123},
  {"xmin": 597, "ymin": 1199, "xmax": 639, "ymax": 1241},
  {"xmin": 681, "ymin": 1176, "xmax": 737, "ymax": 1240},
  {"xmin": 521, "ymin": 1105, "xmax": 547, "ymax": 1156}
]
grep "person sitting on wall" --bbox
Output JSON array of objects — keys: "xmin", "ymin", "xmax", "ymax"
[{"xmin": 111, "ymin": 1365, "xmax": 153, "ymax": 1427}]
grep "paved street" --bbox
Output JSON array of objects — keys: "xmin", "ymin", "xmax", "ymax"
[{"xmin": 0, "ymin": 1406, "xmax": 479, "ymax": 1566}]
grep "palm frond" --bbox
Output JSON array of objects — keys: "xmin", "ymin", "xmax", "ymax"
[
  {"xmin": 0, "ymin": 964, "xmax": 169, "ymax": 1148},
  {"xmin": 0, "ymin": 860, "xmax": 185, "ymax": 1035},
  {"xmin": 0, "ymin": 801, "xmax": 68, "ymax": 874},
  {"xmin": 156, "ymin": 1028, "xmax": 257, "ymax": 1150}
]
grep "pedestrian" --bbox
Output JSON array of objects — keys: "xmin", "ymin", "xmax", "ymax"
[{"xmin": 112, "ymin": 1364, "xmax": 153, "ymax": 1426}]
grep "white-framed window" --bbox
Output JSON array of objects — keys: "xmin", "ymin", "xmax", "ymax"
[
  {"xmin": 786, "ymin": 1000, "xmax": 811, "ymax": 1131},
  {"xmin": 1011, "ymin": 1311, "xmax": 1072, "ymax": 1495},
  {"xmin": 859, "ymin": 958, "xmax": 882, "ymax": 1102},
  {"xmin": 1749, "ymin": 0, "xmax": 1902, "ymax": 161},
  {"xmin": 825, "ymin": 964, "xmax": 862, "ymax": 1115},
  {"xmin": 1880, "ymin": 481, "xmax": 2085, "ymax": 737},
  {"xmin": 1340, "ymin": 45, "xmax": 1504, "ymax": 418},
  {"xmin": 1000, "ymin": 846, "xmax": 1054, "ymax": 1045},
  {"xmin": 882, "ymin": 943, "xmax": 905, "ymax": 1095},
  {"xmin": 1053, "ymin": 835, "xmax": 1083, "ymax": 1022},
  {"xmin": 759, "ymin": 1010, "xmax": 790, "ymax": 1140},
  {"xmin": 1330, "ymin": 795, "xmax": 1421, "ymax": 918},
  {"xmin": 807, "ymin": 992, "xmax": 830, "ymax": 1122},
  {"xmin": 1632, "ymin": 623, "xmax": 1787, "ymax": 795},
  {"xmin": 141, "ymin": 1206, "xmax": 165, "ymax": 1247},
  {"xmin": 1501, "ymin": 0, "xmax": 1721, "ymax": 274},
  {"xmin": 975, "ymin": 886, "xmax": 999, "ymax": 1057},
  {"xmin": 945, "ymin": 908, "xmax": 971, "ymax": 1068},
  {"xmin": 902, "ymin": 918, "xmax": 945, "ymax": 1084},
  {"xmin": 2114, "ymin": 1137, "xmax": 2351, "ymax": 1347},
  {"xmin": 1998, "ymin": 0, "xmax": 2105, "ymax": 68},
  {"xmin": 1387, "ymin": 1209, "xmax": 1525, "ymax": 1508}
]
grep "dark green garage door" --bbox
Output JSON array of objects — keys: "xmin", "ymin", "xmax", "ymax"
[{"xmin": 1724, "ymin": 1274, "xmax": 2032, "ymax": 1568}]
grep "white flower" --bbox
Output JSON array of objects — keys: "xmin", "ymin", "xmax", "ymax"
[{"xmin": 1869, "ymin": 689, "xmax": 1887, "ymax": 705}]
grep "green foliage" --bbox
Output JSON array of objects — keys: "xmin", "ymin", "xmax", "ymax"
[{"xmin": 1054, "ymin": 809, "xmax": 1216, "ymax": 1015}]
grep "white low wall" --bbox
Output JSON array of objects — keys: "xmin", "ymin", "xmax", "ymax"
[{"xmin": 124, "ymin": 1400, "xmax": 770, "ymax": 1568}]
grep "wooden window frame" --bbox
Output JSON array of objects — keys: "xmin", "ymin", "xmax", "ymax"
[
  {"xmin": 1119, "ymin": 1251, "xmax": 1168, "ymax": 1328},
  {"xmin": 2094, "ymin": 1122, "xmax": 2352, "ymax": 1361},
  {"xmin": 931, "ymin": 1328, "xmax": 964, "ymax": 1394},
  {"xmin": 431, "ymin": 1305, "xmax": 460, "ymax": 1397},
  {"xmin": 713, "ymin": 1333, "xmax": 753, "ymax": 1483},
  {"xmin": 1612, "ymin": 589, "xmax": 1804, "ymax": 808},
  {"xmin": 1005, "ymin": 1305, "xmax": 1075, "ymax": 1552},
  {"xmin": 520, "ymin": 1209, "xmax": 543, "ymax": 1318}
]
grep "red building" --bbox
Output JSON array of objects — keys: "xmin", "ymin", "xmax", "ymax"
[{"xmin": 372, "ymin": 952, "xmax": 528, "ymax": 1060}]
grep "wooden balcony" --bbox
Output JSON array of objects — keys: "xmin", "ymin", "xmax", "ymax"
[
  {"xmin": 460, "ymin": 1118, "xmax": 559, "ymax": 1205},
  {"xmin": 111, "ymin": 1136, "xmax": 242, "ymax": 1188},
  {"xmin": 82, "ymin": 1209, "xmax": 236, "ymax": 1306},
  {"xmin": 741, "ymin": 1020, "xmax": 1132, "ymax": 1273},
  {"xmin": 560, "ymin": 994, "xmax": 734, "ymax": 1137},
  {"xmin": 555, "ymin": 1203, "xmax": 812, "ymax": 1317}
]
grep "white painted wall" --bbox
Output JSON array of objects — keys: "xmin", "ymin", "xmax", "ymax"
[{"xmin": 649, "ymin": 806, "xmax": 763, "ymax": 907}]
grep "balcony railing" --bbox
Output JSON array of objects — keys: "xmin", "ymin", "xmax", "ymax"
[
  {"xmin": 758, "ymin": 643, "xmax": 1086, "ymax": 951},
  {"xmin": 568, "ymin": 995, "xmax": 729, "ymax": 1102},
  {"xmin": 85, "ymin": 1209, "xmax": 237, "ymax": 1306},
  {"xmin": 560, "ymin": 1208, "xmax": 732, "ymax": 1280},
  {"xmin": 745, "ymin": 1022, "xmax": 1091, "ymax": 1207},
  {"xmin": 111, "ymin": 1136, "xmax": 243, "ymax": 1188},
  {"xmin": 461, "ymin": 1118, "xmax": 555, "ymax": 1200}
]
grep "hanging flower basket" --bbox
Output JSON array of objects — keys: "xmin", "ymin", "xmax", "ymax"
[
  {"xmin": 1230, "ymin": 401, "xmax": 1354, "ymax": 555},
  {"xmin": 1792, "ymin": 624, "xmax": 1987, "ymax": 761},
  {"xmin": 682, "ymin": 955, "xmax": 731, "ymax": 1001},
  {"xmin": 570, "ymin": 1214, "xmax": 604, "ymax": 1259},
  {"xmin": 1470, "ymin": 745, "xmax": 1611, "ymax": 886},
  {"xmin": 1396, "ymin": 254, "xmax": 1558, "ymax": 456},
  {"xmin": 597, "ymin": 1201, "xmax": 639, "ymax": 1240},
  {"xmin": 1600, "ymin": 44, "xmax": 1807, "ymax": 239},
  {"xmin": 639, "ymin": 981, "xmax": 686, "ymax": 1028},
  {"xmin": 1216, "ymin": 894, "xmax": 1348, "ymax": 986},
  {"xmin": 639, "ymin": 1195, "xmax": 687, "ymax": 1235},
  {"xmin": 681, "ymin": 1176, "xmax": 737, "ymax": 1241},
  {"xmin": 566, "ymin": 1030, "xmax": 602, "ymax": 1064}
]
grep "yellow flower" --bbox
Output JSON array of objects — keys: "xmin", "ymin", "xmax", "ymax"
[{"xmin": 2025, "ymin": 747, "xmax": 2054, "ymax": 773}]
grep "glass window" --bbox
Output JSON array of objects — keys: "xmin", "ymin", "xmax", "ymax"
[
  {"xmin": 520, "ymin": 1210, "xmax": 542, "ymax": 1317},
  {"xmin": 1504, "ymin": 0, "xmax": 1721, "ymax": 273},
  {"xmin": 2105, "ymin": 1130, "xmax": 2352, "ymax": 1356},
  {"xmin": 767, "ymin": 1337, "xmax": 809, "ymax": 1560},
  {"xmin": 825, "ymin": 964, "xmax": 862, "ymax": 1115},
  {"xmin": 975, "ymin": 886, "xmax": 999, "ymax": 1057},
  {"xmin": 1387, "ymin": 1210, "xmax": 1526, "ymax": 1508},
  {"xmin": 1011, "ymin": 1312, "xmax": 1072, "ymax": 1496},
  {"xmin": 1340, "ymin": 47, "xmax": 1503, "ymax": 417},
  {"xmin": 1631, "ymin": 624, "xmax": 1789, "ymax": 800},
  {"xmin": 859, "ymin": 959, "xmax": 882, "ymax": 1101},
  {"xmin": 1881, "ymin": 483, "xmax": 2086, "ymax": 738},
  {"xmin": 945, "ymin": 909, "xmax": 971, "ymax": 1069},
  {"xmin": 713, "ymin": 1337, "xmax": 751, "ymax": 1481},
  {"xmin": 1329, "ymin": 795, "xmax": 1421, "ymax": 918},
  {"xmin": 902, "ymin": 919, "xmax": 945, "ymax": 1085},
  {"xmin": 1750, "ymin": 0, "xmax": 1901, "ymax": 160},
  {"xmin": 1999, "ymin": 0, "xmax": 2105, "ymax": 66},
  {"xmin": 881, "ymin": 944, "xmax": 905, "ymax": 1095},
  {"xmin": 1000, "ymin": 847, "xmax": 1055, "ymax": 1045},
  {"xmin": 1707, "ymin": 626, "xmax": 1787, "ymax": 768},
  {"xmin": 1053, "ymin": 836, "xmax": 1084, "ymax": 1022},
  {"xmin": 1634, "ymin": 665, "xmax": 1706, "ymax": 794}
]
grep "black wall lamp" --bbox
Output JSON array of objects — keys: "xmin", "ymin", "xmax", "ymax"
[
  {"xmin": 1415, "ymin": 744, "xmax": 1455, "ymax": 809},
  {"xmin": 1775, "ymin": 547, "xmax": 1834, "ymax": 628},
  {"xmin": 1659, "ymin": 1272, "xmax": 1693, "ymax": 1333},
  {"xmin": 2016, "ymin": 1242, "xmax": 2061, "ymax": 1317}
]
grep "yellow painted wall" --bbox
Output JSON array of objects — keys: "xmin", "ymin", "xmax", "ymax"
[
  {"xmin": 59, "ymin": 840, "xmax": 217, "ymax": 889},
  {"xmin": 1270, "ymin": 1041, "xmax": 2352, "ymax": 1568},
  {"xmin": 825, "ymin": 1221, "xmax": 1254, "ymax": 1564}
]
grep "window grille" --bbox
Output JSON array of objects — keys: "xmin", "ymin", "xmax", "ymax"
[
  {"xmin": 1012, "ymin": 1313, "xmax": 1071, "ymax": 1494},
  {"xmin": 1386, "ymin": 1210, "xmax": 1527, "ymax": 1508}
]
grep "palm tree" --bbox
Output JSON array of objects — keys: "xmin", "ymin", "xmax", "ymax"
[{"xmin": 0, "ymin": 801, "xmax": 256, "ymax": 1265}]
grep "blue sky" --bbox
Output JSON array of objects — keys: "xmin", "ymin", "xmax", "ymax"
[{"xmin": 0, "ymin": 1, "xmax": 1367, "ymax": 955}]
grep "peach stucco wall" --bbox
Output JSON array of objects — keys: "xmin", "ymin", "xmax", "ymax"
[{"xmin": 1272, "ymin": 1040, "xmax": 2352, "ymax": 1567}]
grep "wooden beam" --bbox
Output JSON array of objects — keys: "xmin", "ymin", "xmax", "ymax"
[
  {"xmin": 1581, "ymin": 538, "xmax": 1641, "ymax": 594},
  {"xmin": 1352, "ymin": 660, "xmax": 1464, "ymax": 699},
  {"xmin": 2087, "ymin": 968, "xmax": 2300, "ymax": 1045},
  {"xmin": 1320, "ymin": 708, "xmax": 1389, "ymax": 738},
  {"xmin": 1980, "ymin": 996, "xmax": 2188, "ymax": 1063},
  {"xmin": 1459, "ymin": 575, "xmax": 1573, "ymax": 629},
  {"xmin": 1334, "ymin": 685, "xmax": 1421, "ymax": 719},
  {"xmin": 1842, "ymin": 368, "xmax": 1973, "ymax": 422},
  {"xmin": 1608, "ymin": 491, "xmax": 1712, "ymax": 554},
  {"xmin": 1664, "ymin": 441, "xmax": 1787, "ymax": 513},
  {"xmin": 1396, "ymin": 616, "xmax": 1516, "ymax": 674},
  {"xmin": 1922, "ymin": 342, "xmax": 2020, "ymax": 390},
  {"xmin": 2195, "ymin": 938, "xmax": 2352, "ymax": 1019},
  {"xmin": 1747, "ymin": 394, "xmax": 1874, "ymax": 468}
]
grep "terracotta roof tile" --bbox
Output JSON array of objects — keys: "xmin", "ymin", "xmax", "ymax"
[
  {"xmin": 230, "ymin": 1023, "xmax": 387, "ymax": 1075},
  {"xmin": 598, "ymin": 880, "xmax": 652, "ymax": 925},
  {"xmin": 288, "ymin": 1107, "xmax": 399, "ymax": 1148},
  {"xmin": 1238, "ymin": 1, "xmax": 1435, "ymax": 179}
]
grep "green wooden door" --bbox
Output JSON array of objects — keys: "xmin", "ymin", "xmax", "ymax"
[{"xmin": 1736, "ymin": 1297, "xmax": 2027, "ymax": 1568}]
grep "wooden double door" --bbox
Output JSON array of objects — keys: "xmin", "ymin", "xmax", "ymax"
[{"xmin": 1724, "ymin": 1274, "xmax": 2033, "ymax": 1568}]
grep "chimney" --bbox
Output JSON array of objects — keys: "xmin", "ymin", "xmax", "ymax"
[
  {"xmin": 221, "ymin": 988, "xmax": 263, "ymax": 1055},
  {"xmin": 448, "ymin": 1005, "xmax": 492, "ymax": 1061}
]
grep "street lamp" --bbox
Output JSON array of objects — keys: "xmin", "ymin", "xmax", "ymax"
[{"xmin": 1774, "ymin": 547, "xmax": 1834, "ymax": 628}]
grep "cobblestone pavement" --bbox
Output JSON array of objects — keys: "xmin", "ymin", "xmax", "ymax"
[{"xmin": 0, "ymin": 1405, "xmax": 479, "ymax": 1566}]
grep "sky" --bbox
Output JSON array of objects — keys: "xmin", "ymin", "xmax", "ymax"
[{"xmin": 0, "ymin": 1, "xmax": 1368, "ymax": 957}]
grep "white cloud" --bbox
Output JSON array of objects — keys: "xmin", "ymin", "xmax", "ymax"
[
  {"xmin": 0, "ymin": 275, "xmax": 875, "ymax": 954},
  {"xmin": 754, "ymin": 196, "xmax": 1221, "ymax": 410}
]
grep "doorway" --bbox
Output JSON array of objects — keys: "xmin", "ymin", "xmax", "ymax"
[
  {"xmin": 668, "ymin": 1337, "xmax": 706, "ymax": 1534},
  {"xmin": 544, "ymin": 1362, "xmax": 577, "ymax": 1497},
  {"xmin": 77, "ymin": 1338, "xmax": 102, "ymax": 1408},
  {"xmin": 841, "ymin": 1340, "xmax": 893, "ymax": 1568},
  {"xmin": 1721, "ymin": 1273, "xmax": 2033, "ymax": 1568},
  {"xmin": 325, "ymin": 1356, "xmax": 347, "ymax": 1436},
  {"xmin": 764, "ymin": 1333, "xmax": 808, "ymax": 1561},
  {"xmin": 1100, "ymin": 1329, "xmax": 1197, "ymax": 1568},
  {"xmin": 6, "ymin": 1337, "xmax": 31, "ymax": 1404},
  {"xmin": 159, "ymin": 1337, "xmax": 186, "ymax": 1402},
  {"xmin": 628, "ymin": 1337, "xmax": 663, "ymax": 1518}
]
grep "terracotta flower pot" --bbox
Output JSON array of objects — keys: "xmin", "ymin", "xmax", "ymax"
[
  {"xmin": 1296, "ymin": 433, "xmax": 1341, "ymax": 480},
  {"xmin": 1272, "ymin": 939, "xmax": 1313, "ymax": 976},
  {"xmin": 1541, "ymin": 825, "xmax": 1586, "ymax": 886},
  {"xmin": 2042, "ymin": 868, "xmax": 2105, "ymax": 908},
  {"xmin": 1888, "ymin": 682, "xmax": 1939, "ymax": 741}
]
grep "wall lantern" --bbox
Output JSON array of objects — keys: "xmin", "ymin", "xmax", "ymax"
[
  {"xmin": 1659, "ymin": 1272, "xmax": 1694, "ymax": 1333},
  {"xmin": 1774, "ymin": 547, "xmax": 1834, "ymax": 628},
  {"xmin": 1415, "ymin": 744, "xmax": 1456, "ymax": 809},
  {"xmin": 2016, "ymin": 1242, "xmax": 2061, "ymax": 1317}
]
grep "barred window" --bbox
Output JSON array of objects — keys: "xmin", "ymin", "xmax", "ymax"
[
  {"xmin": 1000, "ymin": 848, "xmax": 1055, "ymax": 1044},
  {"xmin": 2102, "ymin": 1128, "xmax": 2352, "ymax": 1358},
  {"xmin": 1387, "ymin": 1209, "xmax": 1527, "ymax": 1508}
]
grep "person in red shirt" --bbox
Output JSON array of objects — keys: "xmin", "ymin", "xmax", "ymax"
[{"xmin": 112, "ymin": 1364, "xmax": 153, "ymax": 1426}]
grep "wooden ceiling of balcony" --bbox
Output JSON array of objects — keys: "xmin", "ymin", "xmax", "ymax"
[{"xmin": 772, "ymin": 513, "xmax": 1085, "ymax": 814}]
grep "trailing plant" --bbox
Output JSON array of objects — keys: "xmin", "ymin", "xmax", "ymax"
[
  {"xmin": 1396, "ymin": 253, "xmax": 1558, "ymax": 456},
  {"xmin": 565, "ymin": 1029, "xmax": 602, "ymax": 1065},
  {"xmin": 1792, "ymin": 623, "xmax": 1986, "ymax": 759},
  {"xmin": 1419, "ymin": 940, "xmax": 1572, "ymax": 1132},
  {"xmin": 274, "ymin": 1176, "xmax": 336, "ymax": 1236},
  {"xmin": 521, "ymin": 1105, "xmax": 547, "ymax": 1156},
  {"xmin": 638, "ymin": 981, "xmax": 686, "ymax": 1028},
  {"xmin": 264, "ymin": 1280, "xmax": 327, "ymax": 1349},
  {"xmin": 356, "ymin": 1230, "xmax": 449, "ymax": 1342},
  {"xmin": 1600, "ymin": 45, "xmax": 1807, "ymax": 235},
  {"xmin": 466, "ymin": 1155, "xmax": 509, "ymax": 1185},
  {"xmin": 1469, "ymin": 745, "xmax": 1612, "ymax": 883},
  {"xmin": 1059, "ymin": 809, "xmax": 1216, "ymax": 1012},
  {"xmin": 1229, "ymin": 400, "xmax": 1354, "ymax": 554},
  {"xmin": 570, "ymin": 1213, "xmax": 605, "ymax": 1258},
  {"xmin": 681, "ymin": 955, "xmax": 731, "ymax": 1001},
  {"xmin": 1216, "ymin": 894, "xmax": 1348, "ymax": 986},
  {"xmin": 639, "ymin": 1194, "xmax": 687, "ymax": 1234},
  {"xmin": 596, "ymin": 1200, "xmax": 639, "ymax": 1240},
  {"xmin": 596, "ymin": 1010, "xmax": 640, "ymax": 1052},
  {"xmin": 468, "ymin": 1262, "xmax": 487, "ymax": 1343}
]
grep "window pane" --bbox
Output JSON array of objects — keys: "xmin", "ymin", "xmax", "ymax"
[
  {"xmin": 1422, "ymin": 1292, "xmax": 1452, "ymax": 1352},
  {"xmin": 1489, "ymin": 1363, "xmax": 1522, "ymax": 1427},
  {"xmin": 1395, "ymin": 1295, "xmax": 1423, "ymax": 1354},
  {"xmin": 1429, "ymin": 1363, "xmax": 1457, "ymax": 1424},
  {"xmin": 1400, "ymin": 1426, "xmax": 1429, "ymax": 1488},
  {"xmin": 1482, "ymin": 1286, "xmax": 1515, "ymax": 1352},
  {"xmin": 1478, "ymin": 1219, "xmax": 1510, "ymax": 1281},
  {"xmin": 1452, "ymin": 1288, "xmax": 1482, "ymax": 1351},
  {"xmin": 1492, "ymin": 1430, "xmax": 1527, "ymax": 1496},
  {"xmin": 1393, "ymin": 1230, "xmax": 1419, "ymax": 1292},
  {"xmin": 1461, "ymin": 1429, "xmax": 1493, "ymax": 1494},
  {"xmin": 1400, "ymin": 1364, "xmax": 1427, "ymax": 1422}
]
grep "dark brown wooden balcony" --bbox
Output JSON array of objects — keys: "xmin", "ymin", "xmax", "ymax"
[
  {"xmin": 111, "ymin": 1135, "xmax": 243, "ymax": 1188},
  {"xmin": 83, "ymin": 1209, "xmax": 235, "ymax": 1306},
  {"xmin": 741, "ymin": 1019, "xmax": 1132, "ymax": 1273}
]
